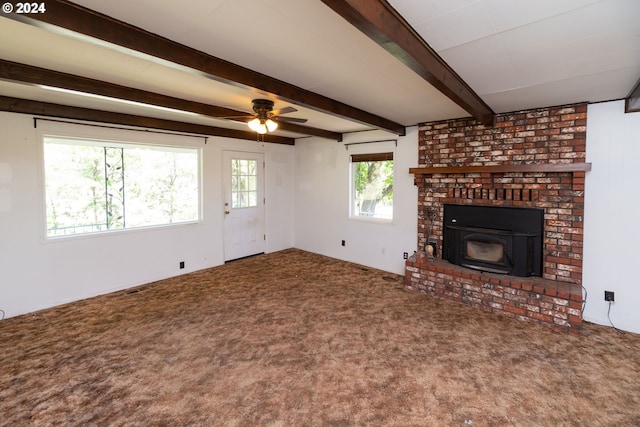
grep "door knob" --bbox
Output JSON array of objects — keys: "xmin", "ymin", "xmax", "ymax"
[{"xmin": 224, "ymin": 210, "xmax": 230, "ymax": 215}]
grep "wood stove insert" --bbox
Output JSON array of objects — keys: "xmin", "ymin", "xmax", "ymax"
[{"xmin": 443, "ymin": 204, "xmax": 543, "ymax": 277}]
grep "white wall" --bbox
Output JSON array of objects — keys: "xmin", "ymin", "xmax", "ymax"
[
  {"xmin": 293, "ymin": 128, "xmax": 418, "ymax": 275},
  {"xmin": 584, "ymin": 100, "xmax": 640, "ymax": 334},
  {"xmin": 0, "ymin": 112, "xmax": 293, "ymax": 318}
]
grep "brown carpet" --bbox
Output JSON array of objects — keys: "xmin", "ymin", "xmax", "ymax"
[{"xmin": 1, "ymin": 249, "xmax": 639, "ymax": 426}]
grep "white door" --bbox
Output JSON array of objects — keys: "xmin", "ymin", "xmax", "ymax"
[{"xmin": 223, "ymin": 151, "xmax": 265, "ymax": 261}]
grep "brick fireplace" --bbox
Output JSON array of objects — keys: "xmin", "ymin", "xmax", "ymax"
[{"xmin": 405, "ymin": 103, "xmax": 589, "ymax": 332}]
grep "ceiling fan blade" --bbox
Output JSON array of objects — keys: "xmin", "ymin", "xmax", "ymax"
[
  {"xmin": 217, "ymin": 115, "xmax": 255, "ymax": 120},
  {"xmin": 203, "ymin": 105, "xmax": 254, "ymax": 118},
  {"xmin": 271, "ymin": 106, "xmax": 297, "ymax": 116},
  {"xmin": 277, "ymin": 116, "xmax": 308, "ymax": 124}
]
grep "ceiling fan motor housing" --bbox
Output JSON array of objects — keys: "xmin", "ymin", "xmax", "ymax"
[{"xmin": 252, "ymin": 99, "xmax": 274, "ymax": 116}]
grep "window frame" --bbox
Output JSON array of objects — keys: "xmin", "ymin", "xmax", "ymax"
[
  {"xmin": 348, "ymin": 148, "xmax": 395, "ymax": 223},
  {"xmin": 38, "ymin": 122, "xmax": 203, "ymax": 240},
  {"xmin": 230, "ymin": 158, "xmax": 259, "ymax": 209}
]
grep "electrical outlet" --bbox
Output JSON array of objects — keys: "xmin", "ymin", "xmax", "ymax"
[
  {"xmin": 403, "ymin": 252, "xmax": 408, "ymax": 260},
  {"xmin": 341, "ymin": 240, "xmax": 346, "ymax": 246},
  {"xmin": 604, "ymin": 290, "xmax": 615, "ymax": 302},
  {"xmin": 179, "ymin": 261, "xmax": 185, "ymax": 269}
]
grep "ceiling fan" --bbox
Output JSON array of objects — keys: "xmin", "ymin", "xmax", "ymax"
[{"xmin": 231, "ymin": 99, "xmax": 308, "ymax": 134}]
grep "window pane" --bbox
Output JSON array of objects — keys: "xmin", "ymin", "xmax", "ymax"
[
  {"xmin": 352, "ymin": 158, "xmax": 393, "ymax": 220},
  {"xmin": 44, "ymin": 143, "xmax": 108, "ymax": 236},
  {"xmin": 230, "ymin": 158, "xmax": 258, "ymax": 209},
  {"xmin": 44, "ymin": 137, "xmax": 200, "ymax": 237},
  {"xmin": 125, "ymin": 147, "xmax": 199, "ymax": 227}
]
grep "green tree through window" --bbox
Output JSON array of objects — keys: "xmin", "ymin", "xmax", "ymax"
[
  {"xmin": 43, "ymin": 137, "xmax": 200, "ymax": 237},
  {"xmin": 351, "ymin": 152, "xmax": 393, "ymax": 220}
]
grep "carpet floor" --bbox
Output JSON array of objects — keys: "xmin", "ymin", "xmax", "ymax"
[{"xmin": 1, "ymin": 248, "xmax": 639, "ymax": 426}]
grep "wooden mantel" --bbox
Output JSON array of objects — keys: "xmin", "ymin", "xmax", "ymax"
[{"xmin": 409, "ymin": 162, "xmax": 592, "ymax": 175}]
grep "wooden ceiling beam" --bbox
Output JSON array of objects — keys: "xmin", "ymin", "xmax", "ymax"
[
  {"xmin": 0, "ymin": 60, "xmax": 343, "ymax": 141},
  {"xmin": 320, "ymin": 0, "xmax": 495, "ymax": 126},
  {"xmin": 625, "ymin": 77, "xmax": 640, "ymax": 113},
  {"xmin": 0, "ymin": 96, "xmax": 296, "ymax": 145},
  {"xmin": 8, "ymin": 0, "xmax": 405, "ymax": 136}
]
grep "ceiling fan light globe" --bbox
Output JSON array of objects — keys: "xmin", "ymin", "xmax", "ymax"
[
  {"xmin": 248, "ymin": 118, "xmax": 261, "ymax": 132},
  {"xmin": 265, "ymin": 119, "xmax": 278, "ymax": 132}
]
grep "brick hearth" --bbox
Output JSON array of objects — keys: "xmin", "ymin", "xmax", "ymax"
[{"xmin": 406, "ymin": 103, "xmax": 587, "ymax": 332}]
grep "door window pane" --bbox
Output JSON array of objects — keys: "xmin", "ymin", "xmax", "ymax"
[{"xmin": 231, "ymin": 159, "xmax": 258, "ymax": 208}]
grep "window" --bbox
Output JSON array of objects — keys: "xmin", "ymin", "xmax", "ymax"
[
  {"xmin": 350, "ymin": 152, "xmax": 394, "ymax": 220},
  {"xmin": 43, "ymin": 136, "xmax": 200, "ymax": 237},
  {"xmin": 230, "ymin": 159, "xmax": 258, "ymax": 208}
]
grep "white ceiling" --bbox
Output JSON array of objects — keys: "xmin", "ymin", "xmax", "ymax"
[
  {"xmin": 395, "ymin": 0, "xmax": 640, "ymax": 112},
  {"xmin": 1, "ymin": 0, "xmax": 639, "ymax": 139}
]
